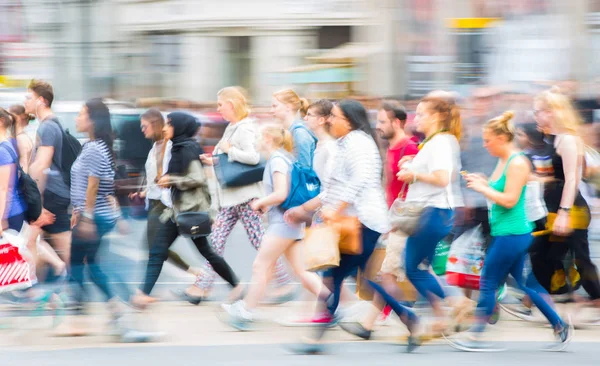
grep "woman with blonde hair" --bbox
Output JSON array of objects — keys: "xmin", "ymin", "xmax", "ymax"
[
  {"xmin": 197, "ymin": 87, "xmax": 294, "ymax": 302},
  {"xmin": 271, "ymin": 89, "xmax": 316, "ymax": 168},
  {"xmin": 452, "ymin": 111, "xmax": 571, "ymax": 352},
  {"xmin": 528, "ymin": 87, "xmax": 600, "ymax": 305},
  {"xmin": 221, "ymin": 124, "xmax": 324, "ymax": 330}
]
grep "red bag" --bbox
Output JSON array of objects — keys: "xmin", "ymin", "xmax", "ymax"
[{"xmin": 0, "ymin": 233, "xmax": 32, "ymax": 293}]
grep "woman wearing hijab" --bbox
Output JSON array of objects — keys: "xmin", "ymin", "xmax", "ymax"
[{"xmin": 132, "ymin": 112, "xmax": 243, "ymax": 308}]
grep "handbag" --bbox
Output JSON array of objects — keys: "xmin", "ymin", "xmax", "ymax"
[
  {"xmin": 213, "ymin": 123, "xmax": 266, "ymax": 187},
  {"xmin": 213, "ymin": 153, "xmax": 266, "ymax": 188},
  {"xmin": 389, "ymin": 168, "xmax": 453, "ymax": 235},
  {"xmin": 175, "ymin": 211, "xmax": 212, "ymax": 238},
  {"xmin": 304, "ymin": 221, "xmax": 341, "ymax": 272},
  {"xmin": 335, "ymin": 215, "xmax": 362, "ymax": 255},
  {"xmin": 388, "ymin": 198, "xmax": 425, "ymax": 236}
]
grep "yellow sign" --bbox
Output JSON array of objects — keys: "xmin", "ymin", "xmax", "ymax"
[{"xmin": 448, "ymin": 18, "xmax": 502, "ymax": 29}]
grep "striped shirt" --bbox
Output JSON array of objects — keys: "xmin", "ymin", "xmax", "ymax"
[
  {"xmin": 70, "ymin": 140, "xmax": 118, "ymax": 220},
  {"xmin": 320, "ymin": 130, "xmax": 391, "ymax": 234}
]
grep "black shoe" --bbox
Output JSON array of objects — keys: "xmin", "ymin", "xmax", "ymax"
[
  {"xmin": 339, "ymin": 322, "xmax": 372, "ymax": 340},
  {"xmin": 285, "ymin": 341, "xmax": 325, "ymax": 354}
]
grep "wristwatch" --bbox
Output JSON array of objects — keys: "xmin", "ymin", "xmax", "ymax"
[{"xmin": 558, "ymin": 206, "xmax": 571, "ymax": 213}]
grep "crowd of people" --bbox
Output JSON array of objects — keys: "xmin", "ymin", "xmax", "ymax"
[{"xmin": 0, "ymin": 79, "xmax": 598, "ymax": 352}]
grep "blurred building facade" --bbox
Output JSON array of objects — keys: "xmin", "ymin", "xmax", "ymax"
[{"xmin": 1, "ymin": 0, "xmax": 599, "ymax": 103}]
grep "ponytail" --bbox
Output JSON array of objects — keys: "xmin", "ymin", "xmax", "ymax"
[
  {"xmin": 448, "ymin": 103, "xmax": 462, "ymax": 141},
  {"xmin": 486, "ymin": 110, "xmax": 516, "ymax": 141},
  {"xmin": 282, "ymin": 129, "xmax": 294, "ymax": 153},
  {"xmin": 299, "ymin": 98, "xmax": 310, "ymax": 118},
  {"xmin": 261, "ymin": 124, "xmax": 295, "ymax": 153},
  {"xmin": 421, "ymin": 91, "xmax": 463, "ymax": 142}
]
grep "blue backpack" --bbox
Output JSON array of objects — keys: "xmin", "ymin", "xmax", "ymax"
[{"xmin": 275, "ymin": 155, "xmax": 321, "ymax": 210}]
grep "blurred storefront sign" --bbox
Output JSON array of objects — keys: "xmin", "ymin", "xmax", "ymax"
[
  {"xmin": 278, "ymin": 42, "xmax": 374, "ymax": 99},
  {"xmin": 449, "ymin": 18, "xmax": 500, "ymax": 87}
]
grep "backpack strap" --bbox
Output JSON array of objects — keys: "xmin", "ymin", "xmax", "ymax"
[
  {"xmin": 291, "ymin": 123, "xmax": 318, "ymax": 145},
  {"xmin": 0, "ymin": 142, "xmax": 23, "ymax": 175}
]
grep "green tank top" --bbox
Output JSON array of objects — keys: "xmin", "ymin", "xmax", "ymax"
[{"xmin": 488, "ymin": 153, "xmax": 532, "ymax": 237}]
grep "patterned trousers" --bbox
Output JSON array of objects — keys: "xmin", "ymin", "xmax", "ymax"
[{"xmin": 195, "ymin": 200, "xmax": 292, "ymax": 290}]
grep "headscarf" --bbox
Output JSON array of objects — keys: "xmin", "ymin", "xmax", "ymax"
[{"xmin": 167, "ymin": 112, "xmax": 203, "ymax": 176}]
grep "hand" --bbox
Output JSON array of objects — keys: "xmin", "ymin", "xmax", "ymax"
[
  {"xmin": 157, "ymin": 175, "xmax": 171, "ymax": 188},
  {"xmin": 200, "ymin": 154, "xmax": 214, "ymax": 166},
  {"xmin": 465, "ymin": 173, "xmax": 488, "ymax": 193},
  {"xmin": 129, "ymin": 191, "xmax": 146, "ymax": 200},
  {"xmin": 396, "ymin": 169, "xmax": 415, "ymax": 183},
  {"xmin": 32, "ymin": 209, "xmax": 56, "ymax": 227},
  {"xmin": 249, "ymin": 199, "xmax": 266, "ymax": 214},
  {"xmin": 218, "ymin": 141, "xmax": 231, "ymax": 154},
  {"xmin": 76, "ymin": 216, "xmax": 97, "ymax": 240},
  {"xmin": 320, "ymin": 207, "xmax": 340, "ymax": 223},
  {"xmin": 398, "ymin": 156, "xmax": 414, "ymax": 170},
  {"xmin": 284, "ymin": 206, "xmax": 308, "ymax": 225},
  {"xmin": 552, "ymin": 210, "xmax": 573, "ymax": 237},
  {"xmin": 70, "ymin": 212, "xmax": 79, "ymax": 229}
]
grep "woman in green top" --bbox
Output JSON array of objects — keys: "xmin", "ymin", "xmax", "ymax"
[{"xmin": 454, "ymin": 111, "xmax": 571, "ymax": 352}]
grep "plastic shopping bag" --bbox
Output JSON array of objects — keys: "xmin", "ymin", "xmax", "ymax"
[
  {"xmin": 446, "ymin": 225, "xmax": 485, "ymax": 290},
  {"xmin": 432, "ymin": 239, "xmax": 451, "ymax": 276},
  {"xmin": 0, "ymin": 228, "xmax": 33, "ymax": 293}
]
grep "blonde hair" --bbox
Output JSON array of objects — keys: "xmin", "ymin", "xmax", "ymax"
[
  {"xmin": 261, "ymin": 124, "xmax": 294, "ymax": 153},
  {"xmin": 535, "ymin": 86, "xmax": 582, "ymax": 134},
  {"xmin": 273, "ymin": 89, "xmax": 309, "ymax": 118},
  {"xmin": 421, "ymin": 91, "xmax": 462, "ymax": 141},
  {"xmin": 218, "ymin": 86, "xmax": 251, "ymax": 121},
  {"xmin": 486, "ymin": 110, "xmax": 515, "ymax": 141}
]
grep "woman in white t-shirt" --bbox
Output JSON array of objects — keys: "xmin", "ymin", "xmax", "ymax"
[{"xmin": 395, "ymin": 91, "xmax": 470, "ymax": 332}]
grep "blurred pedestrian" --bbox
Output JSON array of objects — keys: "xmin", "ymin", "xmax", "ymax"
[{"xmin": 197, "ymin": 86, "xmax": 295, "ymax": 303}]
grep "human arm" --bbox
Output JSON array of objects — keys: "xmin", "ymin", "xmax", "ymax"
[
  {"xmin": 466, "ymin": 156, "xmax": 530, "ymax": 209},
  {"xmin": 553, "ymin": 135, "xmax": 583, "ymax": 235},
  {"xmin": 0, "ymin": 164, "xmax": 9, "ymax": 235},
  {"xmin": 164, "ymin": 160, "xmax": 208, "ymax": 190},
  {"xmin": 292, "ymin": 127, "xmax": 316, "ymax": 168},
  {"xmin": 16, "ymin": 134, "xmax": 32, "ymax": 174},
  {"xmin": 221, "ymin": 125, "xmax": 261, "ymax": 165}
]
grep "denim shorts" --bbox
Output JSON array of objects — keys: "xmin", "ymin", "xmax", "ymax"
[{"xmin": 42, "ymin": 190, "xmax": 71, "ymax": 234}]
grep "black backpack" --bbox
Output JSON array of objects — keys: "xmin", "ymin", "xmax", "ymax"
[
  {"xmin": 0, "ymin": 142, "xmax": 42, "ymax": 223},
  {"xmin": 48, "ymin": 117, "xmax": 82, "ymax": 187}
]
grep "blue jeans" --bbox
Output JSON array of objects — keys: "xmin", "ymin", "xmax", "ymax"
[
  {"xmin": 322, "ymin": 225, "xmax": 381, "ymax": 317},
  {"xmin": 405, "ymin": 207, "xmax": 453, "ymax": 304},
  {"xmin": 474, "ymin": 234, "xmax": 563, "ymax": 332},
  {"xmin": 70, "ymin": 215, "xmax": 116, "ymax": 313}
]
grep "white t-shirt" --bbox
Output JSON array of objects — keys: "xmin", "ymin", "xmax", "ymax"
[
  {"xmin": 405, "ymin": 133, "xmax": 464, "ymax": 209},
  {"xmin": 313, "ymin": 139, "xmax": 337, "ymax": 185},
  {"xmin": 145, "ymin": 140, "xmax": 173, "ymax": 209}
]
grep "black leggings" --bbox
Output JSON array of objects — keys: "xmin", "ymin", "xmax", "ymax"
[
  {"xmin": 141, "ymin": 218, "xmax": 239, "ymax": 295},
  {"xmin": 529, "ymin": 229, "xmax": 600, "ymax": 299}
]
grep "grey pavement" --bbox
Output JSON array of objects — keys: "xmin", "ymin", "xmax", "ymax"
[{"xmin": 2, "ymin": 342, "xmax": 599, "ymax": 366}]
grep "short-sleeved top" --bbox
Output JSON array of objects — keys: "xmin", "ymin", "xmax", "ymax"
[
  {"xmin": 263, "ymin": 150, "xmax": 304, "ymax": 237},
  {"xmin": 404, "ymin": 133, "xmax": 464, "ymax": 209},
  {"xmin": 386, "ymin": 137, "xmax": 419, "ymax": 207},
  {"xmin": 35, "ymin": 116, "xmax": 70, "ymax": 199},
  {"xmin": 0, "ymin": 140, "xmax": 26, "ymax": 219},
  {"xmin": 312, "ymin": 140, "xmax": 337, "ymax": 186},
  {"xmin": 70, "ymin": 140, "xmax": 118, "ymax": 220}
]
